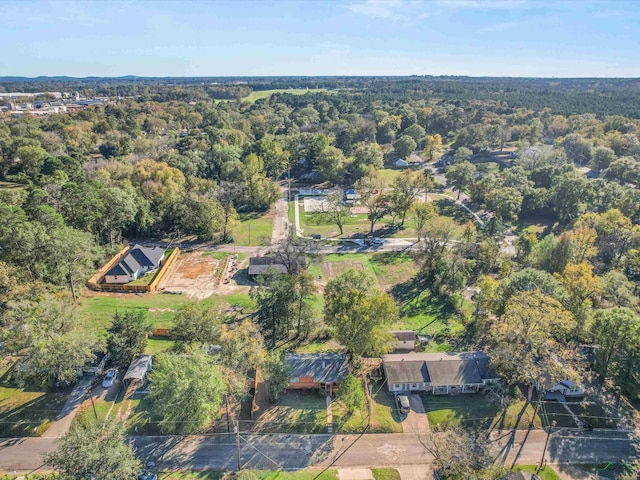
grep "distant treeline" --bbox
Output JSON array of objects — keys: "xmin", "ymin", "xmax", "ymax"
[{"xmin": 1, "ymin": 76, "xmax": 639, "ymax": 117}]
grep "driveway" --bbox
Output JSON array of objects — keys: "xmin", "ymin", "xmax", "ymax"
[
  {"xmin": 42, "ymin": 375, "xmax": 94, "ymax": 438},
  {"xmin": 401, "ymin": 394, "xmax": 430, "ymax": 434}
]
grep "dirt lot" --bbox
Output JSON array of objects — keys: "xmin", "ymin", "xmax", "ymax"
[{"xmin": 158, "ymin": 252, "xmax": 226, "ymax": 299}]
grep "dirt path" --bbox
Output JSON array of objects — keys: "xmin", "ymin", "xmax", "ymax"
[{"xmin": 271, "ymin": 189, "xmax": 290, "ymax": 246}]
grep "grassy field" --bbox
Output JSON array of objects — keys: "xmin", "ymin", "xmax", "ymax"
[
  {"xmin": 78, "ymin": 291, "xmax": 254, "ymax": 337},
  {"xmin": 512, "ymin": 465, "xmax": 560, "ymax": 480},
  {"xmin": 243, "ymin": 88, "xmax": 327, "ymax": 102},
  {"xmin": 539, "ymin": 400, "xmax": 616, "ymax": 429},
  {"xmin": 233, "ymin": 211, "xmax": 274, "ymax": 246}
]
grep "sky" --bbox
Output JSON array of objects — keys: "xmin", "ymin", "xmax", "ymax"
[{"xmin": 0, "ymin": 0, "xmax": 638, "ymax": 78}]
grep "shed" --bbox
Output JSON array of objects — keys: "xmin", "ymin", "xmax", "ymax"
[
  {"xmin": 123, "ymin": 355, "xmax": 153, "ymax": 387},
  {"xmin": 247, "ymin": 256, "xmax": 288, "ymax": 276},
  {"xmin": 390, "ymin": 330, "xmax": 416, "ymax": 351},
  {"xmin": 394, "ymin": 158, "xmax": 409, "ymax": 168}
]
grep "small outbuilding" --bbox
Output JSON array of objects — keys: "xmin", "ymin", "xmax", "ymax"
[
  {"xmin": 285, "ymin": 353, "xmax": 349, "ymax": 395},
  {"xmin": 390, "ymin": 330, "xmax": 416, "ymax": 351},
  {"xmin": 393, "ymin": 158, "xmax": 409, "ymax": 168},
  {"xmin": 123, "ymin": 355, "xmax": 153, "ymax": 387},
  {"xmin": 248, "ymin": 256, "xmax": 288, "ymax": 276}
]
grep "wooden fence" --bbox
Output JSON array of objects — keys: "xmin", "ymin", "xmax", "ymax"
[{"xmin": 87, "ymin": 246, "xmax": 180, "ymax": 294}]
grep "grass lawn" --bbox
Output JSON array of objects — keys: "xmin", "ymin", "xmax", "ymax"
[
  {"xmin": 539, "ymin": 401, "xmax": 616, "ymax": 429},
  {"xmin": 234, "ymin": 211, "xmax": 274, "ymax": 246},
  {"xmin": 512, "ymin": 465, "xmax": 560, "ymax": 480},
  {"xmin": 249, "ymin": 391, "xmax": 328, "ymax": 434},
  {"xmin": 576, "ymin": 463, "xmax": 639, "ymax": 480},
  {"xmin": 78, "ymin": 291, "xmax": 254, "ymax": 337},
  {"xmin": 371, "ymin": 469, "xmax": 401, "ymax": 480},
  {"xmin": 145, "ymin": 338, "xmax": 176, "ymax": 355},
  {"xmin": 369, "ymin": 387, "xmax": 403, "ymax": 433},
  {"xmin": 377, "ymin": 168, "xmax": 403, "ymax": 183},
  {"xmin": 309, "ymin": 252, "xmax": 418, "ymax": 290},
  {"xmin": 243, "ymin": 88, "xmax": 328, "ymax": 102},
  {"xmin": 424, "ymin": 393, "xmax": 543, "ymax": 430},
  {"xmin": 331, "ymin": 399, "xmax": 369, "ymax": 433},
  {"xmin": 0, "ymin": 381, "xmax": 70, "ymax": 437}
]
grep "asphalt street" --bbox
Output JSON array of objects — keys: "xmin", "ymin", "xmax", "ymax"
[{"xmin": 2, "ymin": 430, "xmax": 637, "ymax": 474}]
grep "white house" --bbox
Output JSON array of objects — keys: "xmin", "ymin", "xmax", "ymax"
[
  {"xmin": 393, "ymin": 158, "xmax": 409, "ymax": 168},
  {"xmin": 542, "ymin": 379, "xmax": 585, "ymax": 401},
  {"xmin": 104, "ymin": 245, "xmax": 165, "ymax": 284},
  {"xmin": 383, "ymin": 351, "xmax": 500, "ymax": 395}
]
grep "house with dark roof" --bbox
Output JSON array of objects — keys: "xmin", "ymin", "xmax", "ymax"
[
  {"xmin": 390, "ymin": 330, "xmax": 416, "ymax": 351},
  {"xmin": 104, "ymin": 245, "xmax": 165, "ymax": 284},
  {"xmin": 248, "ymin": 256, "xmax": 288, "ymax": 277},
  {"xmin": 383, "ymin": 351, "xmax": 499, "ymax": 395},
  {"xmin": 285, "ymin": 353, "xmax": 349, "ymax": 394}
]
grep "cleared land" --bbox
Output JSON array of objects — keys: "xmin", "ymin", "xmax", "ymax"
[
  {"xmin": 158, "ymin": 251, "xmax": 227, "ymax": 299},
  {"xmin": 233, "ymin": 211, "xmax": 274, "ymax": 246},
  {"xmin": 243, "ymin": 88, "xmax": 327, "ymax": 102}
]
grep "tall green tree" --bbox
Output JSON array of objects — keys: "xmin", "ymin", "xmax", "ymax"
[
  {"xmin": 45, "ymin": 419, "xmax": 141, "ymax": 480},
  {"xmin": 445, "ymin": 161, "xmax": 475, "ymax": 200},
  {"xmin": 324, "ymin": 269, "xmax": 398, "ymax": 361},
  {"xmin": 171, "ymin": 304, "xmax": 220, "ymax": 351},
  {"xmin": 107, "ymin": 310, "xmax": 153, "ymax": 366},
  {"xmin": 150, "ymin": 352, "xmax": 226, "ymax": 434},
  {"xmin": 355, "ymin": 166, "xmax": 388, "ymax": 234}
]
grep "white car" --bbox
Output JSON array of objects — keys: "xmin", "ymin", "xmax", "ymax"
[{"xmin": 101, "ymin": 369, "xmax": 117, "ymax": 388}]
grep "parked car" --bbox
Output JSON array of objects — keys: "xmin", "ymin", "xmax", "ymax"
[
  {"xmin": 396, "ymin": 394, "xmax": 410, "ymax": 414},
  {"xmin": 101, "ymin": 369, "xmax": 117, "ymax": 388},
  {"xmin": 138, "ymin": 471, "xmax": 157, "ymax": 480}
]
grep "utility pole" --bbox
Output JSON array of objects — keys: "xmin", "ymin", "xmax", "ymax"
[
  {"xmin": 235, "ymin": 420, "xmax": 242, "ymax": 471},
  {"xmin": 225, "ymin": 394, "xmax": 231, "ymax": 433},
  {"xmin": 90, "ymin": 393, "xmax": 98, "ymax": 420},
  {"xmin": 538, "ymin": 420, "xmax": 556, "ymax": 472}
]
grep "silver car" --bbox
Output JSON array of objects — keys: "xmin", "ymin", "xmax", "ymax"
[{"xmin": 101, "ymin": 369, "xmax": 117, "ymax": 388}]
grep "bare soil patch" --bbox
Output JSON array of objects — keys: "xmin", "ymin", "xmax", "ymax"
[{"xmin": 157, "ymin": 252, "xmax": 225, "ymax": 299}]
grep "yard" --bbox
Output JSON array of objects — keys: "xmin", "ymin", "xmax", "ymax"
[
  {"xmin": 0, "ymin": 382, "xmax": 70, "ymax": 437},
  {"xmin": 249, "ymin": 391, "xmax": 328, "ymax": 434},
  {"xmin": 422, "ymin": 393, "xmax": 542, "ymax": 430},
  {"xmin": 539, "ymin": 400, "xmax": 617, "ymax": 429},
  {"xmin": 368, "ymin": 387, "xmax": 403, "ymax": 433},
  {"xmin": 294, "ymin": 194, "xmax": 472, "ymax": 241},
  {"xmin": 78, "ymin": 291, "xmax": 254, "ymax": 337},
  {"xmin": 232, "ymin": 211, "xmax": 274, "ymax": 246},
  {"xmin": 512, "ymin": 465, "xmax": 560, "ymax": 480}
]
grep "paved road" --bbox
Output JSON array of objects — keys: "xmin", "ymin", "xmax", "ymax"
[{"xmin": 2, "ymin": 430, "xmax": 637, "ymax": 474}]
